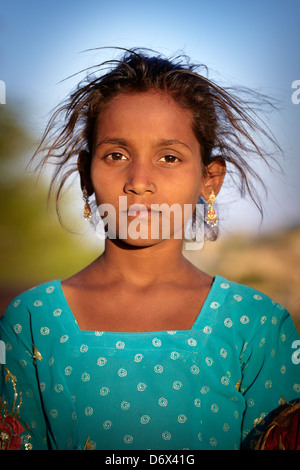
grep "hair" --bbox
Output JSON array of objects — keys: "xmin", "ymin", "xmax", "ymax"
[{"xmin": 31, "ymin": 47, "xmax": 281, "ymax": 240}]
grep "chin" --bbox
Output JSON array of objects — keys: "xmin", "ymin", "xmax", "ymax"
[{"xmin": 108, "ymin": 236, "xmax": 178, "ymax": 250}]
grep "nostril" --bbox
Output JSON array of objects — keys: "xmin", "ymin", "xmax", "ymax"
[{"xmin": 124, "ymin": 181, "xmax": 156, "ymax": 195}]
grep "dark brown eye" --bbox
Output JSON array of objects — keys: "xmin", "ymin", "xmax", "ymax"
[
  {"xmin": 160, "ymin": 155, "xmax": 180, "ymax": 164},
  {"xmin": 106, "ymin": 152, "xmax": 127, "ymax": 161}
]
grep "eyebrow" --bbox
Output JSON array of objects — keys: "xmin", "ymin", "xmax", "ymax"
[
  {"xmin": 95, "ymin": 138, "xmax": 192, "ymax": 151},
  {"xmin": 95, "ymin": 138, "xmax": 129, "ymax": 150},
  {"xmin": 157, "ymin": 139, "xmax": 192, "ymax": 151}
]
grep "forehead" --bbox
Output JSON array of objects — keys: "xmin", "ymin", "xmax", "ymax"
[{"xmin": 95, "ymin": 90, "xmax": 197, "ymax": 145}]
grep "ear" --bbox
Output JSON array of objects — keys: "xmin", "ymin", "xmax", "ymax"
[
  {"xmin": 201, "ymin": 159, "xmax": 226, "ymax": 200},
  {"xmin": 77, "ymin": 150, "xmax": 94, "ymax": 195}
]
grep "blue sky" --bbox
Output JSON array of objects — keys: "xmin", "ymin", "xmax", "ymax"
[{"xmin": 1, "ymin": 0, "xmax": 300, "ymax": 234}]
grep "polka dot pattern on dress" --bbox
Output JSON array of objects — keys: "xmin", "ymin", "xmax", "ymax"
[{"xmin": 1, "ymin": 276, "xmax": 299, "ymax": 451}]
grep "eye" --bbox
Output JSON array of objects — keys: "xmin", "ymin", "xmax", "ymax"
[
  {"xmin": 105, "ymin": 152, "xmax": 128, "ymax": 162},
  {"xmin": 159, "ymin": 155, "xmax": 181, "ymax": 164}
]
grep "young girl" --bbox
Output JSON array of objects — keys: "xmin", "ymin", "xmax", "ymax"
[{"xmin": 1, "ymin": 49, "xmax": 299, "ymax": 451}]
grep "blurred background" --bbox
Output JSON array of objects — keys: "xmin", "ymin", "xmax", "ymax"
[{"xmin": 0, "ymin": 0, "xmax": 299, "ymax": 329}]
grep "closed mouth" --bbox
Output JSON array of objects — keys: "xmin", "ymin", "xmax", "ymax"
[{"xmin": 127, "ymin": 204, "xmax": 160, "ymax": 219}]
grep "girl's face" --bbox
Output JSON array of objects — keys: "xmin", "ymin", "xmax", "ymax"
[{"xmin": 90, "ymin": 89, "xmax": 205, "ymax": 246}]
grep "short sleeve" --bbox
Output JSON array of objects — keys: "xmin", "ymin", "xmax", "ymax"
[
  {"xmin": 0, "ymin": 297, "xmax": 48, "ymax": 450},
  {"xmin": 240, "ymin": 304, "xmax": 300, "ymax": 448}
]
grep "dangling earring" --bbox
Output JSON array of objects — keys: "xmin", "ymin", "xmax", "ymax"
[
  {"xmin": 82, "ymin": 187, "xmax": 92, "ymax": 220},
  {"xmin": 205, "ymin": 190, "xmax": 218, "ymax": 227}
]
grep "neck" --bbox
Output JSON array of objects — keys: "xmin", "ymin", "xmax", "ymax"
[{"xmin": 95, "ymin": 238, "xmax": 192, "ymax": 288}]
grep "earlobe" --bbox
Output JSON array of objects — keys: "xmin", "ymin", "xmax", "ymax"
[{"xmin": 77, "ymin": 150, "xmax": 93, "ymax": 195}]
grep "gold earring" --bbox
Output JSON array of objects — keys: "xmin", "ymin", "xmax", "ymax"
[
  {"xmin": 205, "ymin": 190, "xmax": 218, "ymax": 227},
  {"xmin": 82, "ymin": 187, "xmax": 92, "ymax": 220}
]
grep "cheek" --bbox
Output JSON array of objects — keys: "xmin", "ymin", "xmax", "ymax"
[
  {"xmin": 90, "ymin": 163, "xmax": 116, "ymax": 201},
  {"xmin": 192, "ymin": 163, "xmax": 204, "ymax": 197},
  {"xmin": 179, "ymin": 168, "xmax": 203, "ymax": 202}
]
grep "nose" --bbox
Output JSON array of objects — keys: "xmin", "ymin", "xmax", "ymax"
[{"xmin": 123, "ymin": 160, "xmax": 157, "ymax": 196}]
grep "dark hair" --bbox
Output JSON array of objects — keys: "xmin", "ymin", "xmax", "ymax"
[{"xmin": 32, "ymin": 47, "xmax": 281, "ymax": 239}]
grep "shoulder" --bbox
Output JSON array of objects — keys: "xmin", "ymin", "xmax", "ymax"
[
  {"xmin": 1, "ymin": 280, "xmax": 62, "ymax": 326},
  {"xmin": 213, "ymin": 276, "xmax": 297, "ymax": 338},
  {"xmin": 214, "ymin": 275, "xmax": 280, "ymax": 311}
]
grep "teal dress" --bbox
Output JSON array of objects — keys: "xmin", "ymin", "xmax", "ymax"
[{"xmin": 1, "ymin": 276, "xmax": 299, "ymax": 450}]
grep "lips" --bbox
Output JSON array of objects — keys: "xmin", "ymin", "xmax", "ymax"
[{"xmin": 127, "ymin": 204, "xmax": 160, "ymax": 219}]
